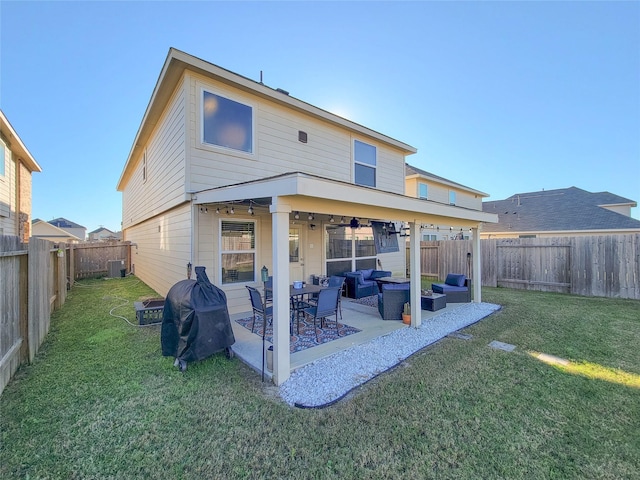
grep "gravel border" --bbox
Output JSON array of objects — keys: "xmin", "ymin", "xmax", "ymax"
[{"xmin": 279, "ymin": 302, "xmax": 501, "ymax": 408}]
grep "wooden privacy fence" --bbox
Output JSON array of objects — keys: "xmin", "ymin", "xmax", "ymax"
[
  {"xmin": 1, "ymin": 237, "xmax": 133, "ymax": 395},
  {"xmin": 68, "ymin": 242, "xmax": 131, "ymax": 281},
  {"xmin": 0, "ymin": 236, "xmax": 66, "ymax": 395},
  {"xmin": 411, "ymin": 234, "xmax": 640, "ymax": 299}
]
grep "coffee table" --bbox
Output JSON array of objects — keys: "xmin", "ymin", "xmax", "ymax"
[
  {"xmin": 375, "ymin": 276, "xmax": 410, "ymax": 291},
  {"xmin": 421, "ymin": 293, "xmax": 446, "ymax": 312}
]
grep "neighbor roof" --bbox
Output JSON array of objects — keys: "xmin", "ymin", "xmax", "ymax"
[
  {"xmin": 88, "ymin": 227, "xmax": 115, "ymax": 234},
  {"xmin": 405, "ymin": 163, "xmax": 489, "ymax": 197},
  {"xmin": 48, "ymin": 217, "xmax": 86, "ymax": 229},
  {"xmin": 482, "ymin": 187, "xmax": 640, "ymax": 233}
]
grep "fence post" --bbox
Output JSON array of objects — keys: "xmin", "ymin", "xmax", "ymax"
[
  {"xmin": 68, "ymin": 243, "xmax": 75, "ymax": 285},
  {"xmin": 19, "ymin": 251, "xmax": 29, "ymax": 364},
  {"xmin": 55, "ymin": 242, "xmax": 66, "ymax": 310}
]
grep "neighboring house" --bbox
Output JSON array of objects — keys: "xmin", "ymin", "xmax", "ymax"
[
  {"xmin": 405, "ymin": 163, "xmax": 489, "ymax": 240},
  {"xmin": 117, "ymin": 48, "xmax": 497, "ymax": 384},
  {"xmin": 88, "ymin": 227, "xmax": 120, "ymax": 242},
  {"xmin": 31, "ymin": 218, "xmax": 83, "ymax": 243},
  {"xmin": 0, "ymin": 109, "xmax": 42, "ymax": 242},
  {"xmin": 481, "ymin": 187, "xmax": 640, "ymax": 238},
  {"xmin": 46, "ymin": 217, "xmax": 87, "ymax": 241}
]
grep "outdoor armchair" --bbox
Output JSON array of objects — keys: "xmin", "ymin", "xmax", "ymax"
[
  {"xmin": 377, "ymin": 283, "xmax": 410, "ymax": 321},
  {"xmin": 431, "ymin": 274, "xmax": 471, "ymax": 303},
  {"xmin": 344, "ymin": 269, "xmax": 391, "ymax": 299}
]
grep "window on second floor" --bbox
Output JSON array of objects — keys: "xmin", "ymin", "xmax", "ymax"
[
  {"xmin": 142, "ymin": 151, "xmax": 147, "ymax": 182},
  {"xmin": 449, "ymin": 190, "xmax": 456, "ymax": 205},
  {"xmin": 0, "ymin": 142, "xmax": 5, "ymax": 177},
  {"xmin": 203, "ymin": 90, "xmax": 253, "ymax": 154},
  {"xmin": 419, "ymin": 182, "xmax": 428, "ymax": 199},
  {"xmin": 354, "ymin": 140, "xmax": 376, "ymax": 187}
]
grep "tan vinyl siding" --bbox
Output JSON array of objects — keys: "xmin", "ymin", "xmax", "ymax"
[
  {"xmin": 187, "ymin": 73, "xmax": 407, "ymax": 194},
  {"xmin": 375, "ymin": 146, "xmax": 405, "ymax": 193},
  {"xmin": 125, "ymin": 203, "xmax": 192, "ymax": 297},
  {"xmin": 406, "ymin": 177, "xmax": 482, "ymax": 211},
  {"xmin": 195, "ymin": 210, "xmax": 273, "ymax": 315},
  {"xmin": 122, "ymin": 80, "xmax": 187, "ymax": 229},
  {"xmin": 378, "ymin": 250, "xmax": 407, "ymax": 277}
]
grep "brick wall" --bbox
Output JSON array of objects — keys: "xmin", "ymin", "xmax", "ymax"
[{"xmin": 17, "ymin": 161, "xmax": 32, "ymax": 243}]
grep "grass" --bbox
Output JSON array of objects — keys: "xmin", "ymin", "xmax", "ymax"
[{"xmin": 1, "ymin": 277, "xmax": 639, "ymax": 479}]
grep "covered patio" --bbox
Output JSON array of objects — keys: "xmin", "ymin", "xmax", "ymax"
[
  {"xmin": 229, "ymin": 295, "xmax": 472, "ymax": 381},
  {"xmin": 192, "ymin": 172, "xmax": 497, "ymax": 385}
]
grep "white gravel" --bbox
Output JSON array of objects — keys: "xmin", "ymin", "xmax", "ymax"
[{"xmin": 279, "ymin": 302, "xmax": 501, "ymax": 408}]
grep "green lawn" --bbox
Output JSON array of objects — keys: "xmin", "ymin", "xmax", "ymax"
[{"xmin": 1, "ymin": 277, "xmax": 639, "ymax": 479}]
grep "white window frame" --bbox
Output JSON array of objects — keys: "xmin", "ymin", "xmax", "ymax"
[
  {"xmin": 142, "ymin": 150, "xmax": 147, "ymax": 183},
  {"xmin": 219, "ymin": 219, "xmax": 257, "ymax": 285},
  {"xmin": 449, "ymin": 190, "xmax": 456, "ymax": 205},
  {"xmin": 201, "ymin": 87, "xmax": 255, "ymax": 155},
  {"xmin": 324, "ymin": 224, "xmax": 377, "ymax": 275},
  {"xmin": 353, "ymin": 139, "xmax": 376, "ymax": 187},
  {"xmin": 0, "ymin": 140, "xmax": 6, "ymax": 178},
  {"xmin": 419, "ymin": 182, "xmax": 428, "ymax": 200}
]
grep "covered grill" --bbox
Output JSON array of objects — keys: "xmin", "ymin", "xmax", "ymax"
[{"xmin": 161, "ymin": 266, "xmax": 235, "ymax": 371}]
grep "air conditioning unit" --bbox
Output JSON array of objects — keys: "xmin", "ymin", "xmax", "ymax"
[{"xmin": 108, "ymin": 259, "xmax": 125, "ymax": 278}]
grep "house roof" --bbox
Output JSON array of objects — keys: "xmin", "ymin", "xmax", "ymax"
[
  {"xmin": 117, "ymin": 48, "xmax": 417, "ymax": 191},
  {"xmin": 47, "ymin": 217, "xmax": 86, "ymax": 229},
  {"xmin": 0, "ymin": 109, "xmax": 42, "ymax": 173},
  {"xmin": 89, "ymin": 227, "xmax": 115, "ymax": 234},
  {"xmin": 31, "ymin": 219, "xmax": 83, "ymax": 241},
  {"xmin": 482, "ymin": 187, "xmax": 640, "ymax": 233},
  {"xmin": 405, "ymin": 163, "xmax": 489, "ymax": 197}
]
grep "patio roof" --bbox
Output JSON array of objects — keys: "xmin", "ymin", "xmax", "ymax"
[{"xmin": 191, "ymin": 172, "xmax": 497, "ymax": 227}]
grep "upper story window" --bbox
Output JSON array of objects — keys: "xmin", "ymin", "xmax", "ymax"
[
  {"xmin": 142, "ymin": 151, "xmax": 147, "ymax": 182},
  {"xmin": 419, "ymin": 182, "xmax": 428, "ymax": 199},
  {"xmin": 0, "ymin": 142, "xmax": 5, "ymax": 177},
  {"xmin": 449, "ymin": 190, "xmax": 456, "ymax": 205},
  {"xmin": 354, "ymin": 140, "xmax": 376, "ymax": 187},
  {"xmin": 202, "ymin": 90, "xmax": 253, "ymax": 153}
]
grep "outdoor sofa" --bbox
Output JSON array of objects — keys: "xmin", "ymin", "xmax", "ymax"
[
  {"xmin": 344, "ymin": 268, "xmax": 391, "ymax": 299},
  {"xmin": 377, "ymin": 283, "xmax": 410, "ymax": 320},
  {"xmin": 431, "ymin": 274, "xmax": 471, "ymax": 303}
]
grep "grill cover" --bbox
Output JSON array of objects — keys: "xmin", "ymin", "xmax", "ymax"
[{"xmin": 161, "ymin": 266, "xmax": 235, "ymax": 366}]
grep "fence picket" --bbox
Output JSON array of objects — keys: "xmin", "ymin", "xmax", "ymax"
[{"xmin": 411, "ymin": 234, "xmax": 639, "ymax": 300}]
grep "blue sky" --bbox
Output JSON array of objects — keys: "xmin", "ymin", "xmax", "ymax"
[{"xmin": 1, "ymin": 1, "xmax": 638, "ymax": 233}]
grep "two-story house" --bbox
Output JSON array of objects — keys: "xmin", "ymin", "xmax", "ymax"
[
  {"xmin": 31, "ymin": 218, "xmax": 83, "ymax": 243},
  {"xmin": 405, "ymin": 164, "xmax": 490, "ymax": 240},
  {"xmin": 88, "ymin": 227, "xmax": 120, "ymax": 242},
  {"xmin": 117, "ymin": 48, "xmax": 497, "ymax": 384},
  {"xmin": 0, "ymin": 110, "xmax": 42, "ymax": 242}
]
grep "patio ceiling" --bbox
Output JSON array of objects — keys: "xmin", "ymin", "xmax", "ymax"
[{"xmin": 191, "ymin": 172, "xmax": 497, "ymax": 228}]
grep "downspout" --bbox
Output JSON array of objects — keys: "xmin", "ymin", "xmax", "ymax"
[{"xmin": 189, "ymin": 193, "xmax": 196, "ymax": 279}]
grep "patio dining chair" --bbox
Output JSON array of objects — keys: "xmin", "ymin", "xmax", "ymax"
[
  {"xmin": 327, "ymin": 275, "xmax": 346, "ymax": 319},
  {"xmin": 303, "ymin": 287, "xmax": 341, "ymax": 342},
  {"xmin": 263, "ymin": 276, "xmax": 273, "ymax": 305},
  {"xmin": 290, "ymin": 294, "xmax": 311, "ymax": 335},
  {"xmin": 246, "ymin": 286, "xmax": 273, "ymax": 335}
]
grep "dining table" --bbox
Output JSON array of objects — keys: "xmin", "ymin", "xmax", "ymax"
[
  {"xmin": 289, "ymin": 284, "xmax": 325, "ymax": 334},
  {"xmin": 263, "ymin": 284, "xmax": 326, "ymax": 334}
]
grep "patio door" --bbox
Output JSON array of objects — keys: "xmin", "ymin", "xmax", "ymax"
[{"xmin": 289, "ymin": 226, "xmax": 305, "ymax": 283}]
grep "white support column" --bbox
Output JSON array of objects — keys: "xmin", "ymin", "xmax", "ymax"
[
  {"xmin": 472, "ymin": 226, "xmax": 481, "ymax": 303},
  {"xmin": 409, "ymin": 221, "xmax": 421, "ymax": 328},
  {"xmin": 270, "ymin": 199, "xmax": 292, "ymax": 385}
]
